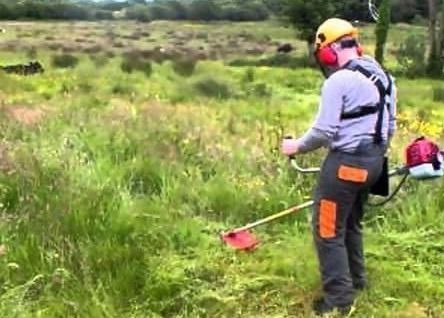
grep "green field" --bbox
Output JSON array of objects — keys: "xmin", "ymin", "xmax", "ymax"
[{"xmin": 0, "ymin": 20, "xmax": 442, "ymax": 317}]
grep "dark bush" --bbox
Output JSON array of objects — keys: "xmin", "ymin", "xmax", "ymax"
[
  {"xmin": 188, "ymin": 0, "xmax": 221, "ymax": 21},
  {"xmin": 120, "ymin": 52, "xmax": 153, "ymax": 77},
  {"xmin": 223, "ymin": 3, "xmax": 269, "ymax": 21},
  {"xmin": 193, "ymin": 76, "xmax": 232, "ymax": 99},
  {"xmin": 51, "ymin": 54, "xmax": 79, "ymax": 69},
  {"xmin": 94, "ymin": 10, "xmax": 114, "ymax": 20},
  {"xmin": 172, "ymin": 57, "xmax": 198, "ymax": 77},
  {"xmin": 125, "ymin": 5, "xmax": 152, "ymax": 22},
  {"xmin": 433, "ymin": 86, "xmax": 444, "ymax": 102},
  {"xmin": 90, "ymin": 54, "xmax": 109, "ymax": 68}
]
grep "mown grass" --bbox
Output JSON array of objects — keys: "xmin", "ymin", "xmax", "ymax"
[{"xmin": 0, "ymin": 20, "xmax": 442, "ymax": 318}]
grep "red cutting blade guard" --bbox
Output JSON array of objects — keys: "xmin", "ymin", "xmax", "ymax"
[{"xmin": 221, "ymin": 230, "xmax": 259, "ymax": 251}]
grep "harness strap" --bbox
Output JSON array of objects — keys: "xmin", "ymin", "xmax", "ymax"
[{"xmin": 341, "ymin": 63, "xmax": 393, "ymax": 144}]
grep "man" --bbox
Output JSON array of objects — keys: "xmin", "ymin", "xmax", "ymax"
[{"xmin": 281, "ymin": 18, "xmax": 397, "ymax": 315}]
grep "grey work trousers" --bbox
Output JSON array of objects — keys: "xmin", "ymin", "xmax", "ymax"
[{"xmin": 312, "ymin": 143, "xmax": 385, "ymax": 307}]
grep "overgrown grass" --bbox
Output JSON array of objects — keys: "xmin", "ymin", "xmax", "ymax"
[{"xmin": 0, "ymin": 21, "xmax": 442, "ymax": 318}]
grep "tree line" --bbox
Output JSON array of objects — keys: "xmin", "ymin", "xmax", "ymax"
[{"xmin": 0, "ymin": 0, "xmax": 430, "ymax": 23}]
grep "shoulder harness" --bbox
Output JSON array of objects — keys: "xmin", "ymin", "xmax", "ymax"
[{"xmin": 340, "ymin": 62, "xmax": 393, "ymax": 145}]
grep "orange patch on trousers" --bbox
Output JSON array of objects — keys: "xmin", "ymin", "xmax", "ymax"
[{"xmin": 319, "ymin": 199, "xmax": 337, "ymax": 239}]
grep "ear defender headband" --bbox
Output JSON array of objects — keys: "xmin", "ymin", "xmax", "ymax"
[{"xmin": 315, "ymin": 37, "xmax": 363, "ymax": 67}]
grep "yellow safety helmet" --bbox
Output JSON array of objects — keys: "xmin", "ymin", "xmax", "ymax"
[{"xmin": 315, "ymin": 18, "xmax": 358, "ymax": 51}]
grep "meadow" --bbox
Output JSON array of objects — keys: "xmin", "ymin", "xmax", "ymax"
[{"xmin": 0, "ymin": 20, "xmax": 442, "ymax": 317}]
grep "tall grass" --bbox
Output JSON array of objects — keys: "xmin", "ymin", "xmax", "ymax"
[{"xmin": 0, "ymin": 21, "xmax": 442, "ymax": 318}]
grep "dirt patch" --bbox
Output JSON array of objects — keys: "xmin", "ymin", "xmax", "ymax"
[{"xmin": 4, "ymin": 105, "xmax": 46, "ymax": 126}]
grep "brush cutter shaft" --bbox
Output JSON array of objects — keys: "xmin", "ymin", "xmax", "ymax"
[{"xmin": 229, "ymin": 200, "xmax": 314, "ymax": 233}]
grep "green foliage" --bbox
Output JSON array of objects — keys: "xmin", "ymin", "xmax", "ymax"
[
  {"xmin": 223, "ymin": 2, "xmax": 269, "ymax": 21},
  {"xmin": 120, "ymin": 52, "xmax": 153, "ymax": 77},
  {"xmin": 390, "ymin": 0, "xmax": 418, "ymax": 23},
  {"xmin": 432, "ymin": 85, "xmax": 444, "ymax": 102},
  {"xmin": 192, "ymin": 75, "xmax": 233, "ymax": 98},
  {"xmin": 172, "ymin": 57, "xmax": 198, "ymax": 77},
  {"xmin": 426, "ymin": 0, "xmax": 444, "ymax": 78},
  {"xmin": 188, "ymin": 0, "xmax": 221, "ymax": 21},
  {"xmin": 375, "ymin": 0, "xmax": 391, "ymax": 65},
  {"xmin": 51, "ymin": 54, "xmax": 79, "ymax": 69},
  {"xmin": 0, "ymin": 0, "xmax": 432, "ymax": 23},
  {"xmin": 125, "ymin": 4, "xmax": 152, "ymax": 22},
  {"xmin": 395, "ymin": 33, "xmax": 426, "ymax": 78},
  {"xmin": 281, "ymin": 0, "xmax": 338, "ymax": 44}
]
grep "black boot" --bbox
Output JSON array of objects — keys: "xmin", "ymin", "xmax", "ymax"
[{"xmin": 312, "ymin": 297, "xmax": 352, "ymax": 316}]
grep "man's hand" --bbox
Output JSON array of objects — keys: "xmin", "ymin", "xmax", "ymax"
[{"xmin": 281, "ymin": 138, "xmax": 299, "ymax": 157}]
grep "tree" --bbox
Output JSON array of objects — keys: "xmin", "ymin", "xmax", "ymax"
[
  {"xmin": 390, "ymin": 0, "xmax": 417, "ymax": 23},
  {"xmin": 282, "ymin": 0, "xmax": 338, "ymax": 60},
  {"xmin": 189, "ymin": 0, "xmax": 221, "ymax": 21},
  {"xmin": 426, "ymin": 0, "xmax": 443, "ymax": 77},
  {"xmin": 374, "ymin": 0, "xmax": 391, "ymax": 65}
]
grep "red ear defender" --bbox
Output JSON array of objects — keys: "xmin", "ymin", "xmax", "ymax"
[
  {"xmin": 316, "ymin": 46, "xmax": 338, "ymax": 66},
  {"xmin": 357, "ymin": 44, "xmax": 364, "ymax": 56}
]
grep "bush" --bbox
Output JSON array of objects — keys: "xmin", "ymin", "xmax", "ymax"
[
  {"xmin": 90, "ymin": 54, "xmax": 109, "ymax": 68},
  {"xmin": 120, "ymin": 52, "xmax": 153, "ymax": 77},
  {"xmin": 242, "ymin": 68, "xmax": 255, "ymax": 83},
  {"xmin": 432, "ymin": 86, "xmax": 444, "ymax": 102},
  {"xmin": 148, "ymin": 3, "xmax": 177, "ymax": 20},
  {"xmin": 51, "ymin": 54, "xmax": 79, "ymax": 69},
  {"xmin": 172, "ymin": 57, "xmax": 198, "ymax": 77},
  {"xmin": 248, "ymin": 82, "xmax": 272, "ymax": 98},
  {"xmin": 188, "ymin": 0, "xmax": 221, "ymax": 21},
  {"xmin": 223, "ymin": 3, "xmax": 269, "ymax": 21},
  {"xmin": 125, "ymin": 5, "xmax": 152, "ymax": 22},
  {"xmin": 192, "ymin": 75, "xmax": 232, "ymax": 99},
  {"xmin": 94, "ymin": 10, "xmax": 114, "ymax": 20},
  {"xmin": 395, "ymin": 33, "xmax": 426, "ymax": 78}
]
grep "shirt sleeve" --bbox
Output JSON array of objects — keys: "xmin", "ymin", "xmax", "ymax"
[{"xmin": 296, "ymin": 75, "xmax": 344, "ymax": 153}]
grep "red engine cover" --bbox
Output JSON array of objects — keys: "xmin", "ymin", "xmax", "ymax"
[{"xmin": 405, "ymin": 137, "xmax": 440, "ymax": 168}]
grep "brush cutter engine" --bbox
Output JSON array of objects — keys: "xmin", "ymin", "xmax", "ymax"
[{"xmin": 405, "ymin": 137, "xmax": 444, "ymax": 180}]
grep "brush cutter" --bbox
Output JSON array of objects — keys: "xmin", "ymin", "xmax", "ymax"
[
  {"xmin": 220, "ymin": 200, "xmax": 314, "ymax": 251},
  {"xmin": 221, "ymin": 136, "xmax": 444, "ymax": 251}
]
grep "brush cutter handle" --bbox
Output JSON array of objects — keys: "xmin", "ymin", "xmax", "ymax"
[
  {"xmin": 228, "ymin": 200, "xmax": 315, "ymax": 234},
  {"xmin": 290, "ymin": 156, "xmax": 406, "ymax": 177},
  {"xmin": 289, "ymin": 157, "xmax": 321, "ymax": 173}
]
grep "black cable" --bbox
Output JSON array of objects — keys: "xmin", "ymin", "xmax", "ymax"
[{"xmin": 366, "ymin": 172, "xmax": 409, "ymax": 207}]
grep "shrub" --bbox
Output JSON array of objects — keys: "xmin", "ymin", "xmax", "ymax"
[
  {"xmin": 242, "ymin": 68, "xmax": 255, "ymax": 83},
  {"xmin": 172, "ymin": 57, "xmax": 198, "ymax": 77},
  {"xmin": 432, "ymin": 86, "xmax": 444, "ymax": 102},
  {"xmin": 120, "ymin": 52, "xmax": 153, "ymax": 77},
  {"xmin": 125, "ymin": 4, "xmax": 152, "ymax": 22},
  {"xmin": 192, "ymin": 75, "xmax": 232, "ymax": 99},
  {"xmin": 90, "ymin": 54, "xmax": 109, "ymax": 68},
  {"xmin": 51, "ymin": 54, "xmax": 79, "ymax": 69},
  {"xmin": 395, "ymin": 33, "xmax": 426, "ymax": 78}
]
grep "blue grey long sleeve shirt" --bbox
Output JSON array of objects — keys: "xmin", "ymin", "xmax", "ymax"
[{"xmin": 296, "ymin": 56, "xmax": 397, "ymax": 154}]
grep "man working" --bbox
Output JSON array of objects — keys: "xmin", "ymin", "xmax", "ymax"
[{"xmin": 281, "ymin": 18, "xmax": 397, "ymax": 315}]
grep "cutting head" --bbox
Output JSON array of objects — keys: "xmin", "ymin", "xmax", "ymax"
[{"xmin": 221, "ymin": 230, "xmax": 259, "ymax": 251}]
